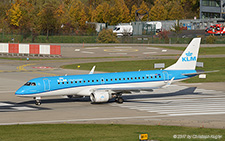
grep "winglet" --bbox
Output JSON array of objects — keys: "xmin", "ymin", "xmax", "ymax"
[{"xmin": 89, "ymin": 66, "xmax": 96, "ymax": 74}]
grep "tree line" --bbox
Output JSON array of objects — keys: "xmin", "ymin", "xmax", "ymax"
[{"xmin": 0, "ymin": 0, "xmax": 199, "ymax": 39}]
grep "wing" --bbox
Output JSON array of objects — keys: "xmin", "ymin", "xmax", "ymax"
[{"xmin": 92, "ymin": 87, "xmax": 160, "ymax": 94}]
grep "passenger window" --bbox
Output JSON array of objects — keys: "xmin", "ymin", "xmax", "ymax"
[
  {"xmin": 123, "ymin": 78, "xmax": 125, "ymax": 80},
  {"xmin": 67, "ymin": 82, "xmax": 69, "ymax": 84},
  {"xmin": 119, "ymin": 78, "xmax": 121, "ymax": 80},
  {"xmin": 147, "ymin": 76, "xmax": 149, "ymax": 79},
  {"xmin": 75, "ymin": 81, "xmax": 77, "ymax": 83},
  {"xmin": 92, "ymin": 80, "xmax": 94, "ymax": 82},
  {"xmin": 138, "ymin": 77, "xmax": 140, "ymax": 79},
  {"xmin": 155, "ymin": 76, "xmax": 157, "ymax": 78},
  {"xmin": 115, "ymin": 78, "xmax": 117, "ymax": 81},
  {"xmin": 62, "ymin": 82, "xmax": 64, "ymax": 84},
  {"xmin": 142, "ymin": 77, "xmax": 144, "ymax": 79},
  {"xmin": 131, "ymin": 77, "xmax": 133, "ymax": 80},
  {"xmin": 127, "ymin": 78, "xmax": 129, "ymax": 80},
  {"xmin": 71, "ymin": 81, "xmax": 73, "ymax": 84},
  {"xmin": 151, "ymin": 76, "xmax": 153, "ymax": 78},
  {"xmin": 96, "ymin": 80, "xmax": 99, "ymax": 82},
  {"xmin": 79, "ymin": 81, "xmax": 81, "ymax": 83},
  {"xmin": 58, "ymin": 82, "xmax": 60, "ymax": 84},
  {"xmin": 88, "ymin": 80, "xmax": 90, "ymax": 82}
]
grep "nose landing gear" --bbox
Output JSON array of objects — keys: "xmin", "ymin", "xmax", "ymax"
[{"xmin": 34, "ymin": 97, "xmax": 41, "ymax": 106}]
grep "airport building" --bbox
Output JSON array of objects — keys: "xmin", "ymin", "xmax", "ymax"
[{"xmin": 200, "ymin": 0, "xmax": 225, "ymax": 19}]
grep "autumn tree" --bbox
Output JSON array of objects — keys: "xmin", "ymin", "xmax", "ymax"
[
  {"xmin": 92, "ymin": 2, "xmax": 110, "ymax": 23},
  {"xmin": 180, "ymin": 0, "xmax": 199, "ymax": 19},
  {"xmin": 149, "ymin": 0, "xmax": 168, "ymax": 21},
  {"xmin": 66, "ymin": 0, "xmax": 90, "ymax": 33},
  {"xmin": 97, "ymin": 29, "xmax": 118, "ymax": 43},
  {"xmin": 130, "ymin": 4, "xmax": 138, "ymax": 21},
  {"xmin": 37, "ymin": 1, "xmax": 59, "ymax": 39},
  {"xmin": 7, "ymin": 2, "xmax": 22, "ymax": 28},
  {"xmin": 0, "ymin": 1, "xmax": 10, "ymax": 36},
  {"xmin": 138, "ymin": 1, "xmax": 150, "ymax": 21},
  {"xmin": 167, "ymin": 1, "xmax": 184, "ymax": 20},
  {"xmin": 6, "ymin": 0, "xmax": 35, "ymax": 40},
  {"xmin": 108, "ymin": 0, "xmax": 130, "ymax": 25}
]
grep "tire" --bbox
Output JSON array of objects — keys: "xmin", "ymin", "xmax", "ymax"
[{"xmin": 117, "ymin": 97, "xmax": 124, "ymax": 104}]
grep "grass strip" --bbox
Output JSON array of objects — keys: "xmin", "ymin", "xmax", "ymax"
[
  {"xmin": 149, "ymin": 46, "xmax": 225, "ymax": 55},
  {"xmin": 0, "ymin": 124, "xmax": 224, "ymax": 141}
]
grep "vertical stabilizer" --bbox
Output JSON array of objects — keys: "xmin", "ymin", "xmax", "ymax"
[{"xmin": 165, "ymin": 38, "xmax": 201, "ymax": 70}]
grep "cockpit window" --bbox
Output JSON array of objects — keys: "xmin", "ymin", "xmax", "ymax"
[{"xmin": 24, "ymin": 82, "xmax": 36, "ymax": 86}]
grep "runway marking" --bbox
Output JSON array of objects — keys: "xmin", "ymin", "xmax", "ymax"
[
  {"xmin": 112, "ymin": 86, "xmax": 225, "ymax": 117},
  {"xmin": 85, "ymin": 47, "xmax": 99, "ymax": 49},
  {"xmin": 115, "ymin": 47, "xmax": 132, "ymax": 48},
  {"xmin": 146, "ymin": 47, "xmax": 159, "ymax": 50},
  {"xmin": 104, "ymin": 49, "xmax": 138, "ymax": 52},
  {"xmin": 74, "ymin": 49, "xmax": 80, "ymax": 51},
  {"xmin": 0, "ymin": 102, "xmax": 13, "ymax": 106},
  {"xmin": 17, "ymin": 64, "xmax": 36, "ymax": 71},
  {"xmin": 143, "ymin": 52, "xmax": 157, "ymax": 54},
  {"xmin": 81, "ymin": 51, "xmax": 94, "ymax": 54},
  {"xmin": 0, "ymin": 102, "xmax": 38, "ymax": 112},
  {"xmin": 15, "ymin": 64, "xmax": 58, "ymax": 76},
  {"xmin": 109, "ymin": 53, "xmax": 128, "ymax": 55},
  {"xmin": 12, "ymin": 106, "xmax": 35, "ymax": 111},
  {"xmin": 0, "ymin": 115, "xmax": 168, "ymax": 125}
]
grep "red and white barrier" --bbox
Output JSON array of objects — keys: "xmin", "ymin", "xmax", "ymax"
[{"xmin": 0, "ymin": 43, "xmax": 61, "ymax": 56}]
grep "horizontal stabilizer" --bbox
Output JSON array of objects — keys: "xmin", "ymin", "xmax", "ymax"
[{"xmin": 182, "ymin": 70, "xmax": 219, "ymax": 76}]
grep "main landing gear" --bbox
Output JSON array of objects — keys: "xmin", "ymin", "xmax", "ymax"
[
  {"xmin": 115, "ymin": 97, "xmax": 124, "ymax": 104},
  {"xmin": 34, "ymin": 97, "xmax": 41, "ymax": 106}
]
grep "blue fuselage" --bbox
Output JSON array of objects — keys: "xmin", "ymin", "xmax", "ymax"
[{"xmin": 15, "ymin": 69, "xmax": 196, "ymax": 97}]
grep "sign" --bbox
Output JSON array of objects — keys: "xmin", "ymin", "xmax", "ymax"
[
  {"xmin": 139, "ymin": 133, "xmax": 148, "ymax": 141},
  {"xmin": 154, "ymin": 63, "xmax": 165, "ymax": 69}
]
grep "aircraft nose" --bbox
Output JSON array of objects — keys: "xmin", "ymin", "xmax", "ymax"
[{"xmin": 15, "ymin": 87, "xmax": 26, "ymax": 95}]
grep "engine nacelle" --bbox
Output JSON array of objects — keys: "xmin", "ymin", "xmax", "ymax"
[{"xmin": 90, "ymin": 91, "xmax": 111, "ymax": 103}]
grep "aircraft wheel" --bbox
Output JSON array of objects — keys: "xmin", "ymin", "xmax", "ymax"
[
  {"xmin": 117, "ymin": 97, "xmax": 124, "ymax": 104},
  {"xmin": 35, "ymin": 101, "xmax": 41, "ymax": 106}
]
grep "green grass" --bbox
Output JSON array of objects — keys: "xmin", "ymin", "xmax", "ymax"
[
  {"xmin": 0, "ymin": 34, "xmax": 97, "ymax": 43},
  {"xmin": 61, "ymin": 58, "xmax": 225, "ymax": 83},
  {"xmin": 149, "ymin": 46, "xmax": 225, "ymax": 55},
  {"xmin": 0, "ymin": 124, "xmax": 224, "ymax": 141}
]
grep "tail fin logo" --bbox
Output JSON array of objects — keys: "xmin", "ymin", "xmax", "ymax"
[{"xmin": 182, "ymin": 51, "xmax": 196, "ymax": 62}]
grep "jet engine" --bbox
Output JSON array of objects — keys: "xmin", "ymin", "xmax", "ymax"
[{"xmin": 90, "ymin": 91, "xmax": 112, "ymax": 103}]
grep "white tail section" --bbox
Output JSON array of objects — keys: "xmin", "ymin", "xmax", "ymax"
[{"xmin": 165, "ymin": 38, "xmax": 201, "ymax": 70}]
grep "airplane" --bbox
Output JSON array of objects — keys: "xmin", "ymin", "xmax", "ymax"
[{"xmin": 15, "ymin": 38, "xmax": 209, "ymax": 105}]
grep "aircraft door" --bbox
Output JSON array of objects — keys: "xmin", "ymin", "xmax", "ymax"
[
  {"xmin": 163, "ymin": 71, "xmax": 169, "ymax": 83},
  {"xmin": 43, "ymin": 78, "xmax": 50, "ymax": 91}
]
